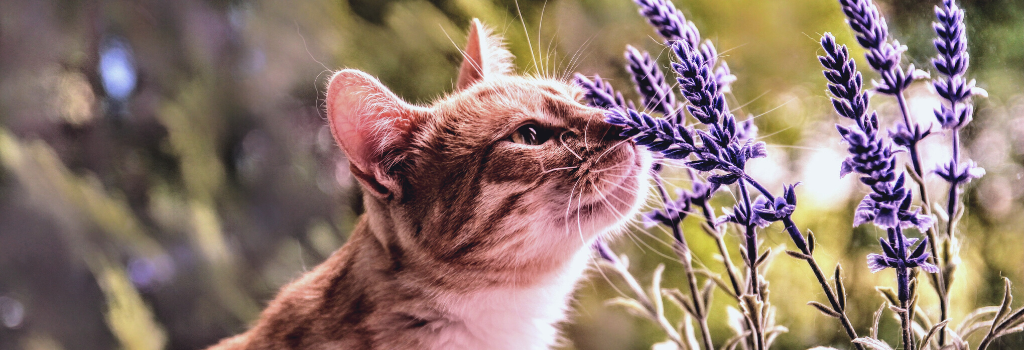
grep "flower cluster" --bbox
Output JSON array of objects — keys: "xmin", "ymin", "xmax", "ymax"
[
  {"xmin": 839, "ymin": 0, "xmax": 933, "ymax": 155},
  {"xmin": 867, "ymin": 228, "xmax": 938, "ymax": 302},
  {"xmin": 932, "ymin": 0, "xmax": 986, "ymax": 218},
  {"xmin": 574, "ymin": 73, "xmax": 628, "ymax": 111},
  {"xmin": 625, "ymin": 46, "xmax": 677, "ymax": 119},
  {"xmin": 932, "ymin": 0, "xmax": 982, "ymax": 131},
  {"xmin": 820, "ymin": 33, "xmax": 936, "ymax": 301},
  {"xmin": 837, "ymin": 0, "xmax": 920, "ymax": 96}
]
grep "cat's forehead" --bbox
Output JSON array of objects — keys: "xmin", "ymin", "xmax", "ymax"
[{"xmin": 436, "ymin": 76, "xmax": 589, "ymax": 125}]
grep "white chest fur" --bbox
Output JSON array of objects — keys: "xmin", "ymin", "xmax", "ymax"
[{"xmin": 429, "ymin": 250, "xmax": 592, "ymax": 350}]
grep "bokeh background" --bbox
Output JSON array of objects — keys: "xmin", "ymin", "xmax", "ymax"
[{"xmin": 0, "ymin": 0, "xmax": 1021, "ymax": 349}]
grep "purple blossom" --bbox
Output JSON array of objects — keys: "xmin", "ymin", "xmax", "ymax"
[
  {"xmin": 574, "ymin": 73, "xmax": 630, "ymax": 111},
  {"xmin": 633, "ymin": 0, "xmax": 699, "ymax": 48},
  {"xmin": 931, "ymin": 0, "xmax": 986, "ymax": 232},
  {"xmin": 753, "ymin": 183, "xmax": 798, "ymax": 224},
  {"xmin": 837, "ymin": 0, "xmax": 924, "ymax": 96},
  {"xmin": 671, "ymin": 41, "xmax": 729, "ymax": 126},
  {"xmin": 644, "ymin": 189, "xmax": 691, "ymax": 228},
  {"xmin": 625, "ymin": 46, "xmax": 678, "ymax": 119},
  {"xmin": 867, "ymin": 228, "xmax": 939, "ymax": 302},
  {"xmin": 935, "ymin": 159, "xmax": 985, "ymax": 186}
]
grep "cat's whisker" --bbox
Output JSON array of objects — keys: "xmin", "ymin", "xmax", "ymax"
[
  {"xmin": 542, "ymin": 165, "xmax": 579, "ymax": 174},
  {"xmin": 593, "ymin": 182, "xmax": 679, "ymax": 249},
  {"xmin": 562, "ymin": 36, "xmax": 597, "ymax": 82},
  {"xmin": 591, "ymin": 139, "xmax": 632, "ymax": 165}
]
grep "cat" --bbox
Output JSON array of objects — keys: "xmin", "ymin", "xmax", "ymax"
[{"xmin": 206, "ymin": 19, "xmax": 652, "ymax": 350}]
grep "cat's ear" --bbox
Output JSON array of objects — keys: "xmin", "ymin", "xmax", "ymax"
[
  {"xmin": 326, "ymin": 69, "xmax": 422, "ymax": 199},
  {"xmin": 456, "ymin": 18, "xmax": 514, "ymax": 90}
]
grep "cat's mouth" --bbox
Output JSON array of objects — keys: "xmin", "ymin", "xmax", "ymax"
[{"xmin": 576, "ymin": 145, "xmax": 644, "ymax": 219}]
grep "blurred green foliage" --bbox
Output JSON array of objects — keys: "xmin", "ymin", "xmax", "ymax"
[{"xmin": 0, "ymin": 0, "xmax": 1021, "ymax": 349}]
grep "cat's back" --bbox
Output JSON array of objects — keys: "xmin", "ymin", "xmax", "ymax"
[{"xmin": 205, "ymin": 220, "xmax": 445, "ymax": 350}]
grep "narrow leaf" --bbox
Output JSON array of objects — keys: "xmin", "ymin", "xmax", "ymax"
[
  {"xmin": 808, "ymin": 301, "xmax": 841, "ymax": 318},
  {"xmin": 871, "ymin": 302, "xmax": 886, "ymax": 339},
  {"xmin": 996, "ymin": 308, "xmax": 1024, "ymax": 333},
  {"xmin": 807, "ymin": 229, "xmax": 816, "ymax": 254},
  {"xmin": 785, "ymin": 250, "xmax": 812, "ymax": 260},
  {"xmin": 994, "ymin": 277, "xmax": 1013, "ymax": 326},
  {"xmin": 663, "ymin": 288, "xmax": 696, "ymax": 317},
  {"xmin": 853, "ymin": 337, "xmax": 895, "ymax": 350},
  {"xmin": 876, "ymin": 286, "xmax": 899, "ymax": 306},
  {"xmin": 652, "ymin": 264, "xmax": 666, "ymax": 317},
  {"xmin": 605, "ymin": 297, "xmax": 648, "ymax": 318},
  {"xmin": 755, "ymin": 249, "xmax": 770, "ymax": 267},
  {"xmin": 919, "ymin": 320, "xmax": 950, "ymax": 350},
  {"xmin": 701, "ymin": 279, "xmax": 715, "ymax": 312},
  {"xmin": 834, "ymin": 264, "xmax": 847, "ymax": 312}
]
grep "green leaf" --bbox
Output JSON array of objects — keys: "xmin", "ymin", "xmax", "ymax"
[
  {"xmin": 834, "ymin": 264, "xmax": 847, "ymax": 312},
  {"xmin": 875, "ymin": 286, "xmax": 899, "ymax": 306},
  {"xmin": 808, "ymin": 301, "xmax": 840, "ymax": 318},
  {"xmin": 807, "ymin": 229, "xmax": 816, "ymax": 254}
]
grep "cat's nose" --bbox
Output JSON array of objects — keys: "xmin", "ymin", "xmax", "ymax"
[{"xmin": 603, "ymin": 123, "xmax": 629, "ymax": 142}]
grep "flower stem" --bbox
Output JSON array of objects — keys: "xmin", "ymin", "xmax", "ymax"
[
  {"xmin": 656, "ymin": 175, "xmax": 715, "ymax": 350},
  {"xmin": 897, "ymin": 91, "xmax": 952, "ymax": 346}
]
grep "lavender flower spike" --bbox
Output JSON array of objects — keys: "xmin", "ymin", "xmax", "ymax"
[
  {"xmin": 867, "ymin": 228, "xmax": 939, "ymax": 302},
  {"xmin": 932, "ymin": 0, "xmax": 987, "ymax": 131},
  {"xmin": 574, "ymin": 73, "xmax": 630, "ymax": 111},
  {"xmin": 625, "ymin": 46, "xmax": 677, "ymax": 118},
  {"xmin": 633, "ymin": 0, "xmax": 699, "ymax": 48},
  {"xmin": 837, "ymin": 0, "xmax": 925, "ymax": 95}
]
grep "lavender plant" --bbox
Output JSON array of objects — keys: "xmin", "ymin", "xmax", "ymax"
[
  {"xmin": 579, "ymin": 0, "xmax": 1022, "ymax": 349},
  {"xmin": 576, "ymin": 0, "xmax": 866, "ymax": 349},
  {"xmin": 820, "ymin": 1, "xmax": 1024, "ymax": 349}
]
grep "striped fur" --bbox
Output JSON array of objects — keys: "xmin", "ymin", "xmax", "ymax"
[{"xmin": 207, "ymin": 20, "xmax": 652, "ymax": 350}]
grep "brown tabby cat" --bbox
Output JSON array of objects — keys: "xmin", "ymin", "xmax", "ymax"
[{"xmin": 207, "ymin": 19, "xmax": 652, "ymax": 350}]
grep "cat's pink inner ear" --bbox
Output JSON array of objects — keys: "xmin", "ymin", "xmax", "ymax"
[
  {"xmin": 456, "ymin": 19, "xmax": 514, "ymax": 90},
  {"xmin": 326, "ymin": 70, "xmax": 417, "ymax": 194}
]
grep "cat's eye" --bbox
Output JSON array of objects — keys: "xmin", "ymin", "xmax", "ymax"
[{"xmin": 510, "ymin": 124, "xmax": 553, "ymax": 145}]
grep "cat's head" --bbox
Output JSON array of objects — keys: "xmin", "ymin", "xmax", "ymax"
[{"xmin": 325, "ymin": 19, "xmax": 651, "ymax": 286}]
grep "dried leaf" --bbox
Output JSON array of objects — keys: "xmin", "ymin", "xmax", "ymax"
[
  {"xmin": 606, "ymin": 297, "xmax": 648, "ymax": 318},
  {"xmin": 652, "ymin": 264, "xmax": 666, "ymax": 317},
  {"xmin": 919, "ymin": 320, "xmax": 950, "ymax": 350},
  {"xmin": 853, "ymin": 337, "xmax": 895, "ymax": 350},
  {"xmin": 871, "ymin": 302, "xmax": 886, "ymax": 339}
]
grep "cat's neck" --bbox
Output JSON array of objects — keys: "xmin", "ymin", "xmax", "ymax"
[{"xmin": 212, "ymin": 213, "xmax": 593, "ymax": 350}]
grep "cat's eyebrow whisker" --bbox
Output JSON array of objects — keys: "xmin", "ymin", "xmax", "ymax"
[
  {"xmin": 542, "ymin": 165, "xmax": 578, "ymax": 174},
  {"xmin": 438, "ymin": 25, "xmax": 485, "ymax": 88},
  {"xmin": 560, "ymin": 133, "xmax": 584, "ymax": 160},
  {"xmin": 514, "ymin": 0, "xmax": 540, "ymax": 78}
]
